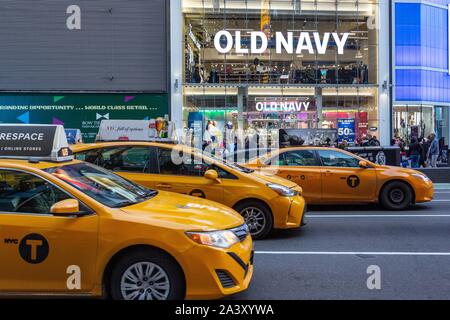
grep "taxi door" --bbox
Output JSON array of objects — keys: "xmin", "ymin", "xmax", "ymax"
[
  {"xmin": 0, "ymin": 169, "xmax": 98, "ymax": 293},
  {"xmin": 269, "ymin": 149, "xmax": 322, "ymax": 202},
  {"xmin": 149, "ymin": 147, "xmax": 224, "ymax": 203},
  {"xmin": 317, "ymin": 150, "xmax": 377, "ymax": 202}
]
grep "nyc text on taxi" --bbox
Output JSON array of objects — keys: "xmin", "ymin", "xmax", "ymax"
[
  {"xmin": 247, "ymin": 147, "xmax": 434, "ymax": 210},
  {"xmin": 0, "ymin": 124, "xmax": 253, "ymax": 299},
  {"xmin": 72, "ymin": 138, "xmax": 306, "ymax": 240}
]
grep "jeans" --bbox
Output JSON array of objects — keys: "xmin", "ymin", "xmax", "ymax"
[
  {"xmin": 430, "ymin": 154, "xmax": 438, "ymax": 168},
  {"xmin": 410, "ymin": 155, "xmax": 420, "ymax": 168}
]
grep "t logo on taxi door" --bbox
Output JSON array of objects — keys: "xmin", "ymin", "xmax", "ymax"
[
  {"xmin": 19, "ymin": 234, "xmax": 49, "ymax": 264},
  {"xmin": 347, "ymin": 175, "xmax": 360, "ymax": 188}
]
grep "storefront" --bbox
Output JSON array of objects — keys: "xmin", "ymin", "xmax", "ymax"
[
  {"xmin": 176, "ymin": 0, "xmax": 389, "ymax": 147},
  {"xmin": 393, "ymin": 0, "xmax": 450, "ymax": 151}
]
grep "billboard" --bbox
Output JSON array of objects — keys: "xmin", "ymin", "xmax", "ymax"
[{"xmin": 0, "ymin": 93, "xmax": 168, "ymax": 142}]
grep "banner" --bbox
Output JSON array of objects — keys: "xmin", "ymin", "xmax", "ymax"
[
  {"xmin": 337, "ymin": 119, "xmax": 356, "ymax": 143},
  {"xmin": 0, "ymin": 93, "xmax": 168, "ymax": 142}
]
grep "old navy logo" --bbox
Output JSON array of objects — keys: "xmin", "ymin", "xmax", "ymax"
[
  {"xmin": 214, "ymin": 30, "xmax": 349, "ymax": 55},
  {"xmin": 256, "ymin": 101, "xmax": 311, "ymax": 113}
]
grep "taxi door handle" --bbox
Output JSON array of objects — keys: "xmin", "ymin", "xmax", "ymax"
[
  {"xmin": 156, "ymin": 184, "xmax": 172, "ymax": 189},
  {"xmin": 324, "ymin": 170, "xmax": 333, "ymax": 176}
]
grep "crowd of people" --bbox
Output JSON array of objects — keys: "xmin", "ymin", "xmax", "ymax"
[{"xmin": 392, "ymin": 133, "xmax": 441, "ymax": 168}]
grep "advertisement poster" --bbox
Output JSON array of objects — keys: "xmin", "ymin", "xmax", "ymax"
[
  {"xmin": 0, "ymin": 93, "xmax": 168, "ymax": 142},
  {"xmin": 337, "ymin": 118, "xmax": 356, "ymax": 143},
  {"xmin": 279, "ymin": 128, "xmax": 338, "ymax": 147}
]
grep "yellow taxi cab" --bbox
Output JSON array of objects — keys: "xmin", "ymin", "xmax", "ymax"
[
  {"xmin": 246, "ymin": 147, "xmax": 434, "ymax": 210},
  {"xmin": 0, "ymin": 124, "xmax": 253, "ymax": 300},
  {"xmin": 70, "ymin": 121, "xmax": 306, "ymax": 239}
]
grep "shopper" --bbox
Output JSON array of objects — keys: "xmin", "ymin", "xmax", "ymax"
[
  {"xmin": 427, "ymin": 133, "xmax": 440, "ymax": 168},
  {"xmin": 407, "ymin": 137, "xmax": 422, "ymax": 168},
  {"xmin": 368, "ymin": 135, "xmax": 381, "ymax": 146}
]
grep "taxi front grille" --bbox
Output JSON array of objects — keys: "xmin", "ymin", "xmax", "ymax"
[
  {"xmin": 230, "ymin": 224, "xmax": 249, "ymax": 242},
  {"xmin": 216, "ymin": 270, "xmax": 236, "ymax": 288}
]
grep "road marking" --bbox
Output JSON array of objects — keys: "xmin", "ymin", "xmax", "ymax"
[
  {"xmin": 255, "ymin": 251, "xmax": 450, "ymax": 256},
  {"xmin": 306, "ymin": 214, "xmax": 450, "ymax": 218},
  {"xmin": 432, "ymin": 200, "xmax": 450, "ymax": 202},
  {"xmin": 435, "ymin": 191, "xmax": 450, "ymax": 194}
]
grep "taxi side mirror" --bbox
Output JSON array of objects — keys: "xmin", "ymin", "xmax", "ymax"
[
  {"xmin": 359, "ymin": 160, "xmax": 369, "ymax": 169},
  {"xmin": 204, "ymin": 169, "xmax": 220, "ymax": 183},
  {"xmin": 50, "ymin": 199, "xmax": 81, "ymax": 217},
  {"xmin": 256, "ymin": 158, "xmax": 266, "ymax": 168}
]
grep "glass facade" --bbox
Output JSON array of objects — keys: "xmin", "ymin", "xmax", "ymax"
[
  {"xmin": 181, "ymin": 0, "xmax": 380, "ymax": 146},
  {"xmin": 394, "ymin": 1, "xmax": 450, "ymax": 146}
]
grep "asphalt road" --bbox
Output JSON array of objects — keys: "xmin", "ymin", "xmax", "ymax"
[{"xmin": 233, "ymin": 186, "xmax": 450, "ymax": 300}]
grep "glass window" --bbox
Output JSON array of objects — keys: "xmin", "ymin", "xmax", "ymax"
[
  {"xmin": 77, "ymin": 147, "xmax": 151, "ymax": 173},
  {"xmin": 280, "ymin": 150, "xmax": 319, "ymax": 166},
  {"xmin": 318, "ymin": 150, "xmax": 360, "ymax": 168},
  {"xmin": 157, "ymin": 147, "xmax": 236, "ymax": 179},
  {"xmin": 0, "ymin": 170, "xmax": 71, "ymax": 214},
  {"xmin": 45, "ymin": 163, "xmax": 157, "ymax": 208}
]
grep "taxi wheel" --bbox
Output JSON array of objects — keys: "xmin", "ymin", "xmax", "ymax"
[
  {"xmin": 380, "ymin": 181, "xmax": 413, "ymax": 210},
  {"xmin": 235, "ymin": 201, "xmax": 273, "ymax": 240},
  {"xmin": 109, "ymin": 249, "xmax": 185, "ymax": 300}
]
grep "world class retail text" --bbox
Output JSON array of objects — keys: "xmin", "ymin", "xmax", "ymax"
[{"xmin": 0, "ymin": 133, "xmax": 44, "ymax": 141}]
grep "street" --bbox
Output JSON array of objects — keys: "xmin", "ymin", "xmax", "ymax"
[{"xmin": 233, "ymin": 186, "xmax": 450, "ymax": 300}]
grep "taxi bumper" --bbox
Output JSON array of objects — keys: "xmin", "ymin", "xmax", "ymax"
[
  {"xmin": 270, "ymin": 194, "xmax": 306, "ymax": 230},
  {"xmin": 177, "ymin": 235, "xmax": 254, "ymax": 300},
  {"xmin": 415, "ymin": 180, "xmax": 434, "ymax": 203}
]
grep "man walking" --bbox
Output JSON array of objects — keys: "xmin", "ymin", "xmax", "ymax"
[{"xmin": 427, "ymin": 133, "xmax": 440, "ymax": 168}]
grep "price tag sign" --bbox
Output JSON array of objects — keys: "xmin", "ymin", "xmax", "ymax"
[{"xmin": 337, "ymin": 119, "xmax": 356, "ymax": 143}]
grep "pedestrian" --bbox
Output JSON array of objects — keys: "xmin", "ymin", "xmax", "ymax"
[
  {"xmin": 407, "ymin": 137, "xmax": 422, "ymax": 168},
  {"xmin": 427, "ymin": 133, "xmax": 440, "ymax": 168},
  {"xmin": 368, "ymin": 135, "xmax": 381, "ymax": 146}
]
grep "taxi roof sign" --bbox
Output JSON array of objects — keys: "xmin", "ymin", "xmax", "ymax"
[{"xmin": 0, "ymin": 124, "xmax": 73, "ymax": 162}]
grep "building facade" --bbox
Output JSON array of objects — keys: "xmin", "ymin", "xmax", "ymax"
[
  {"xmin": 171, "ymin": 0, "xmax": 392, "ymax": 146},
  {"xmin": 0, "ymin": 0, "xmax": 448, "ymax": 150},
  {"xmin": 393, "ymin": 0, "xmax": 450, "ymax": 148},
  {"xmin": 0, "ymin": 0, "xmax": 171, "ymax": 142}
]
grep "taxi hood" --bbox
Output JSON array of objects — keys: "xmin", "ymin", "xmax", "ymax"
[
  {"xmin": 251, "ymin": 170, "xmax": 298, "ymax": 189},
  {"xmin": 120, "ymin": 191, "xmax": 244, "ymax": 231}
]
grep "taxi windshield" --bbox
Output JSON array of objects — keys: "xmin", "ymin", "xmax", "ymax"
[
  {"xmin": 208, "ymin": 154, "xmax": 254, "ymax": 173},
  {"xmin": 44, "ymin": 163, "xmax": 157, "ymax": 208}
]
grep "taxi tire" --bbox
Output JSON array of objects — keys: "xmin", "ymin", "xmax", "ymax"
[
  {"xmin": 109, "ymin": 248, "xmax": 186, "ymax": 300},
  {"xmin": 235, "ymin": 201, "xmax": 273, "ymax": 240},
  {"xmin": 380, "ymin": 181, "xmax": 413, "ymax": 210}
]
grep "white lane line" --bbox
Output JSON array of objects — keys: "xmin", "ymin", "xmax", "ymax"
[
  {"xmin": 306, "ymin": 214, "xmax": 450, "ymax": 218},
  {"xmin": 433, "ymin": 200, "xmax": 450, "ymax": 202},
  {"xmin": 255, "ymin": 251, "xmax": 450, "ymax": 256}
]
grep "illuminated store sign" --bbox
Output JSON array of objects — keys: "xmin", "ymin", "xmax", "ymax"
[
  {"xmin": 255, "ymin": 100, "xmax": 311, "ymax": 113},
  {"xmin": 214, "ymin": 30, "xmax": 350, "ymax": 55}
]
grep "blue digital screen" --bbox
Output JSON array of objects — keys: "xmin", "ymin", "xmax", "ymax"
[{"xmin": 395, "ymin": 1, "xmax": 450, "ymax": 103}]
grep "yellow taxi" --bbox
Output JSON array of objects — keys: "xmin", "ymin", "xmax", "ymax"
[
  {"xmin": 71, "ymin": 132, "xmax": 306, "ymax": 240},
  {"xmin": 0, "ymin": 124, "xmax": 253, "ymax": 300},
  {"xmin": 246, "ymin": 147, "xmax": 434, "ymax": 210}
]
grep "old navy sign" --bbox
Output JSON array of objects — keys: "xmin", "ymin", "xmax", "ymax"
[{"xmin": 214, "ymin": 31, "xmax": 350, "ymax": 55}]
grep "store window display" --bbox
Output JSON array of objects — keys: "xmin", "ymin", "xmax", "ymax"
[{"xmin": 182, "ymin": 0, "xmax": 380, "ymax": 148}]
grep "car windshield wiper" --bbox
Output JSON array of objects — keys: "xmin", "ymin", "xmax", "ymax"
[
  {"xmin": 140, "ymin": 190, "xmax": 158, "ymax": 199},
  {"xmin": 111, "ymin": 200, "xmax": 139, "ymax": 208}
]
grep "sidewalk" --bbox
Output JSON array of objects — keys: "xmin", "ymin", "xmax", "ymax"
[{"xmin": 434, "ymin": 183, "xmax": 450, "ymax": 190}]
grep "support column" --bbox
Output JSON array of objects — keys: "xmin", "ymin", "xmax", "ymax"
[
  {"xmin": 315, "ymin": 87, "xmax": 323, "ymax": 128},
  {"xmin": 170, "ymin": 0, "xmax": 183, "ymax": 130},
  {"xmin": 378, "ymin": 0, "xmax": 392, "ymax": 145}
]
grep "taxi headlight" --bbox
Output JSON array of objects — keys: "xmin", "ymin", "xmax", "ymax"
[
  {"xmin": 186, "ymin": 230, "xmax": 239, "ymax": 249},
  {"xmin": 267, "ymin": 183, "xmax": 297, "ymax": 197},
  {"xmin": 412, "ymin": 173, "xmax": 431, "ymax": 183}
]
